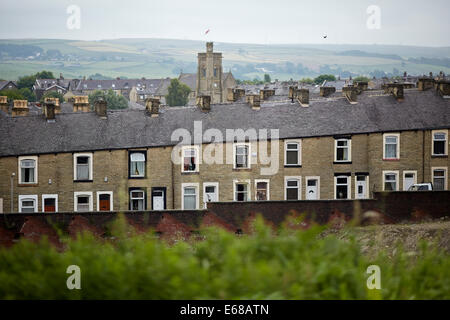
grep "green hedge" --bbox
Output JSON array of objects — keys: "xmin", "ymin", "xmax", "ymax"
[{"xmin": 0, "ymin": 216, "xmax": 448, "ymax": 300}]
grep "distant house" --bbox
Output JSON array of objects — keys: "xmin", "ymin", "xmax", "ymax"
[
  {"xmin": 0, "ymin": 81, "xmax": 18, "ymax": 91},
  {"xmin": 129, "ymin": 78, "xmax": 171, "ymax": 105},
  {"xmin": 33, "ymin": 77, "xmax": 72, "ymax": 100}
]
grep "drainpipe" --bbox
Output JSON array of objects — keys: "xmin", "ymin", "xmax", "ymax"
[
  {"xmin": 422, "ymin": 130, "xmax": 425, "ymax": 183},
  {"xmin": 171, "ymin": 153, "xmax": 175, "ymax": 209},
  {"xmin": 10, "ymin": 172, "xmax": 15, "ymax": 213}
]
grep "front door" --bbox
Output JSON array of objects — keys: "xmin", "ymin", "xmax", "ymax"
[
  {"xmin": 152, "ymin": 189, "xmax": 165, "ymax": 210},
  {"xmin": 44, "ymin": 198, "xmax": 56, "ymax": 213},
  {"xmin": 404, "ymin": 173, "xmax": 416, "ymax": 191},
  {"xmin": 356, "ymin": 176, "xmax": 367, "ymax": 199},
  {"xmin": 306, "ymin": 179, "xmax": 318, "ymax": 200},
  {"xmin": 99, "ymin": 194, "xmax": 110, "ymax": 211},
  {"xmin": 204, "ymin": 185, "xmax": 218, "ymax": 208}
]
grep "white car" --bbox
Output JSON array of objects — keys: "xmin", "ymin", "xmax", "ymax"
[{"xmin": 408, "ymin": 183, "xmax": 433, "ymax": 191}]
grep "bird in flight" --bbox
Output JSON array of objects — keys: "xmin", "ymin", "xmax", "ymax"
[{"xmin": 323, "ymin": 35, "xmax": 328, "ymax": 39}]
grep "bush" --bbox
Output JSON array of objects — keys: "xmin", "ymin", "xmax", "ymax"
[
  {"xmin": 88, "ymin": 90, "xmax": 128, "ymax": 110},
  {"xmin": 0, "ymin": 216, "xmax": 448, "ymax": 300},
  {"xmin": 40, "ymin": 91, "xmax": 63, "ymax": 104}
]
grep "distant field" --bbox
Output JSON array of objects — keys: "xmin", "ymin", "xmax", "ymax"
[{"xmin": 0, "ymin": 38, "xmax": 449, "ymax": 80}]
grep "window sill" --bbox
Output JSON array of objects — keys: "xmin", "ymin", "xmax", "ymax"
[
  {"xmin": 129, "ymin": 176, "xmax": 146, "ymax": 179},
  {"xmin": 18, "ymin": 183, "xmax": 38, "ymax": 187},
  {"xmin": 284, "ymin": 165, "xmax": 302, "ymax": 168},
  {"xmin": 383, "ymin": 159, "xmax": 400, "ymax": 161},
  {"xmin": 181, "ymin": 171, "xmax": 199, "ymax": 175},
  {"xmin": 333, "ymin": 161, "xmax": 352, "ymax": 164},
  {"xmin": 74, "ymin": 180, "xmax": 93, "ymax": 183},
  {"xmin": 431, "ymin": 154, "xmax": 448, "ymax": 158},
  {"xmin": 233, "ymin": 168, "xmax": 252, "ymax": 172}
]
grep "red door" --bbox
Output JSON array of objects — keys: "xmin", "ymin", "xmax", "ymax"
[
  {"xmin": 44, "ymin": 198, "xmax": 56, "ymax": 213},
  {"xmin": 99, "ymin": 194, "xmax": 110, "ymax": 211}
]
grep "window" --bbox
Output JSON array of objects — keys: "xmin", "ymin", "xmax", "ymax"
[
  {"xmin": 18, "ymin": 156, "xmax": 38, "ymax": 184},
  {"xmin": 335, "ymin": 175, "xmax": 351, "ymax": 199},
  {"xmin": 74, "ymin": 153, "xmax": 93, "ymax": 181},
  {"xmin": 335, "ymin": 139, "xmax": 351, "ymax": 162},
  {"xmin": 383, "ymin": 171, "xmax": 399, "ymax": 191},
  {"xmin": 42, "ymin": 194, "xmax": 58, "ymax": 213},
  {"xmin": 432, "ymin": 168, "xmax": 447, "ymax": 191},
  {"xmin": 202, "ymin": 68, "xmax": 206, "ymax": 77},
  {"xmin": 214, "ymin": 68, "xmax": 218, "ymax": 77},
  {"xmin": 74, "ymin": 192, "xmax": 93, "ymax": 212},
  {"xmin": 182, "ymin": 183, "xmax": 199, "ymax": 210},
  {"xmin": 97, "ymin": 191, "xmax": 113, "ymax": 211},
  {"xmin": 383, "ymin": 133, "xmax": 400, "ymax": 160},
  {"xmin": 203, "ymin": 183, "xmax": 219, "ymax": 208},
  {"xmin": 234, "ymin": 143, "xmax": 250, "ymax": 169},
  {"xmin": 130, "ymin": 189, "xmax": 145, "ymax": 211},
  {"xmin": 285, "ymin": 140, "xmax": 301, "ymax": 166},
  {"xmin": 19, "ymin": 195, "xmax": 38, "ymax": 213},
  {"xmin": 285, "ymin": 177, "xmax": 301, "ymax": 200},
  {"xmin": 129, "ymin": 152, "xmax": 146, "ymax": 178},
  {"xmin": 182, "ymin": 146, "xmax": 199, "ymax": 173},
  {"xmin": 234, "ymin": 180, "xmax": 250, "ymax": 202},
  {"xmin": 432, "ymin": 131, "xmax": 448, "ymax": 156},
  {"xmin": 255, "ymin": 180, "xmax": 270, "ymax": 201}
]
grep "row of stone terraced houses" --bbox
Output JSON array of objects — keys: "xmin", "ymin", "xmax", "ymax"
[{"xmin": 0, "ymin": 78, "xmax": 449, "ymax": 213}]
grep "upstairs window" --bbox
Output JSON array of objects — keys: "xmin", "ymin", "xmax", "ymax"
[
  {"xmin": 74, "ymin": 153, "xmax": 93, "ymax": 181},
  {"xmin": 335, "ymin": 139, "xmax": 351, "ymax": 162},
  {"xmin": 182, "ymin": 146, "xmax": 198, "ymax": 173},
  {"xmin": 383, "ymin": 134, "xmax": 400, "ymax": 160},
  {"xmin": 129, "ymin": 152, "xmax": 146, "ymax": 178},
  {"xmin": 285, "ymin": 141, "xmax": 301, "ymax": 166},
  {"xmin": 19, "ymin": 157, "xmax": 37, "ymax": 184},
  {"xmin": 234, "ymin": 144, "xmax": 250, "ymax": 169},
  {"xmin": 433, "ymin": 131, "xmax": 447, "ymax": 156}
]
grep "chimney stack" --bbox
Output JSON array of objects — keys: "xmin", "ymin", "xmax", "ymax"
[
  {"xmin": 417, "ymin": 78, "xmax": 434, "ymax": 91},
  {"xmin": 259, "ymin": 89, "xmax": 275, "ymax": 101},
  {"xmin": 146, "ymin": 98, "xmax": 160, "ymax": 117},
  {"xmin": 196, "ymin": 95, "xmax": 211, "ymax": 112},
  {"xmin": 384, "ymin": 83, "xmax": 404, "ymax": 101},
  {"xmin": 354, "ymin": 81, "xmax": 368, "ymax": 92},
  {"xmin": 247, "ymin": 94, "xmax": 260, "ymax": 110},
  {"xmin": 342, "ymin": 86, "xmax": 358, "ymax": 104},
  {"xmin": 227, "ymin": 88, "xmax": 245, "ymax": 102},
  {"xmin": 73, "ymin": 96, "xmax": 90, "ymax": 112},
  {"xmin": 44, "ymin": 97, "xmax": 61, "ymax": 114},
  {"xmin": 12, "ymin": 100, "xmax": 29, "ymax": 117},
  {"xmin": 436, "ymin": 80, "xmax": 450, "ymax": 97},
  {"xmin": 0, "ymin": 96, "xmax": 8, "ymax": 113},
  {"xmin": 44, "ymin": 101, "xmax": 56, "ymax": 121},
  {"xmin": 94, "ymin": 98, "xmax": 107, "ymax": 118},
  {"xmin": 297, "ymin": 89, "xmax": 309, "ymax": 106},
  {"xmin": 319, "ymin": 86, "xmax": 336, "ymax": 97},
  {"xmin": 288, "ymin": 86, "xmax": 298, "ymax": 101}
]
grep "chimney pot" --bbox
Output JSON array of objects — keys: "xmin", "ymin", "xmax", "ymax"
[
  {"xmin": 12, "ymin": 100, "xmax": 29, "ymax": 117},
  {"xmin": 297, "ymin": 89, "xmax": 309, "ymax": 106},
  {"xmin": 73, "ymin": 96, "xmax": 90, "ymax": 112},
  {"xmin": 196, "ymin": 95, "xmax": 211, "ymax": 112},
  {"xmin": 44, "ymin": 101, "xmax": 56, "ymax": 121},
  {"xmin": 246, "ymin": 94, "xmax": 260, "ymax": 110},
  {"xmin": 94, "ymin": 98, "xmax": 107, "ymax": 118},
  {"xmin": 0, "ymin": 96, "xmax": 8, "ymax": 113},
  {"xmin": 146, "ymin": 98, "xmax": 160, "ymax": 117}
]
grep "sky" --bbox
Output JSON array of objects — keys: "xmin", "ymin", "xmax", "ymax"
[{"xmin": 1, "ymin": 0, "xmax": 449, "ymax": 47}]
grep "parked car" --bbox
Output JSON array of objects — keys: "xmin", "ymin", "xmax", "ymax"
[{"xmin": 408, "ymin": 183, "xmax": 433, "ymax": 191}]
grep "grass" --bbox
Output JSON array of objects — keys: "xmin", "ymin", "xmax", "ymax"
[{"xmin": 0, "ymin": 215, "xmax": 448, "ymax": 300}]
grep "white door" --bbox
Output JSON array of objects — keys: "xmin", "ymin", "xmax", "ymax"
[
  {"xmin": 404, "ymin": 173, "xmax": 415, "ymax": 191},
  {"xmin": 152, "ymin": 190, "xmax": 164, "ymax": 210},
  {"xmin": 204, "ymin": 185, "xmax": 218, "ymax": 208},
  {"xmin": 306, "ymin": 179, "xmax": 318, "ymax": 200},
  {"xmin": 356, "ymin": 176, "xmax": 367, "ymax": 199}
]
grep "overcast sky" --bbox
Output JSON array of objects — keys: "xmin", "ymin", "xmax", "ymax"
[{"xmin": 1, "ymin": 0, "xmax": 449, "ymax": 46}]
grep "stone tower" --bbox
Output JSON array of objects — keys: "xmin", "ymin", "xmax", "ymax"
[{"xmin": 196, "ymin": 42, "xmax": 223, "ymax": 104}]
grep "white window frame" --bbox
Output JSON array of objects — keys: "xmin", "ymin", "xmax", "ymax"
[
  {"xmin": 18, "ymin": 156, "xmax": 38, "ymax": 184},
  {"xmin": 383, "ymin": 133, "xmax": 400, "ymax": 160},
  {"xmin": 0, "ymin": 198, "xmax": 3, "ymax": 214},
  {"xmin": 129, "ymin": 151, "xmax": 146, "ymax": 178},
  {"xmin": 96, "ymin": 191, "xmax": 114, "ymax": 211},
  {"xmin": 182, "ymin": 183, "xmax": 199, "ymax": 210},
  {"xmin": 74, "ymin": 191, "xmax": 93, "ymax": 212},
  {"xmin": 233, "ymin": 143, "xmax": 251, "ymax": 169},
  {"xmin": 18, "ymin": 195, "xmax": 38, "ymax": 213},
  {"xmin": 432, "ymin": 130, "xmax": 448, "ymax": 156},
  {"xmin": 130, "ymin": 189, "xmax": 146, "ymax": 211},
  {"xmin": 233, "ymin": 179, "xmax": 251, "ymax": 202},
  {"xmin": 284, "ymin": 176, "xmax": 302, "ymax": 200},
  {"xmin": 382, "ymin": 171, "xmax": 400, "ymax": 191},
  {"xmin": 203, "ymin": 182, "xmax": 219, "ymax": 208},
  {"xmin": 432, "ymin": 167, "xmax": 448, "ymax": 191},
  {"xmin": 284, "ymin": 140, "xmax": 302, "ymax": 166},
  {"xmin": 334, "ymin": 176, "xmax": 351, "ymax": 200},
  {"xmin": 305, "ymin": 176, "xmax": 321, "ymax": 200},
  {"xmin": 402, "ymin": 171, "xmax": 417, "ymax": 191},
  {"xmin": 42, "ymin": 194, "xmax": 58, "ymax": 213},
  {"xmin": 334, "ymin": 139, "xmax": 352, "ymax": 162},
  {"xmin": 73, "ymin": 153, "xmax": 93, "ymax": 181},
  {"xmin": 254, "ymin": 179, "xmax": 270, "ymax": 201},
  {"xmin": 181, "ymin": 145, "xmax": 200, "ymax": 173}
]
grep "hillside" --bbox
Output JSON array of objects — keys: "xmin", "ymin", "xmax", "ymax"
[{"xmin": 0, "ymin": 38, "xmax": 449, "ymax": 80}]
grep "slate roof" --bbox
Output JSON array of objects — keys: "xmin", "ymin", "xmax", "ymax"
[
  {"xmin": 74, "ymin": 79, "xmax": 163, "ymax": 91},
  {"xmin": 0, "ymin": 89, "xmax": 448, "ymax": 157},
  {"xmin": 0, "ymin": 81, "xmax": 18, "ymax": 91},
  {"xmin": 178, "ymin": 73, "xmax": 197, "ymax": 91}
]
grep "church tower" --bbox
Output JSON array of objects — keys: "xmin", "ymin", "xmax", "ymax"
[{"xmin": 196, "ymin": 42, "xmax": 223, "ymax": 104}]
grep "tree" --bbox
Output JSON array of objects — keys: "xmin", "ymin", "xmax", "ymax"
[
  {"xmin": 313, "ymin": 74, "xmax": 336, "ymax": 85},
  {"xmin": 88, "ymin": 90, "xmax": 128, "ymax": 110},
  {"xmin": 19, "ymin": 88, "xmax": 36, "ymax": 102},
  {"xmin": 35, "ymin": 71, "xmax": 55, "ymax": 79},
  {"xmin": 0, "ymin": 89, "xmax": 25, "ymax": 102},
  {"xmin": 17, "ymin": 75, "xmax": 36, "ymax": 90},
  {"xmin": 264, "ymin": 74, "xmax": 271, "ymax": 83},
  {"xmin": 299, "ymin": 77, "xmax": 315, "ymax": 84},
  {"xmin": 353, "ymin": 76, "xmax": 370, "ymax": 83},
  {"xmin": 166, "ymin": 79, "xmax": 191, "ymax": 107},
  {"xmin": 41, "ymin": 91, "xmax": 65, "ymax": 104}
]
